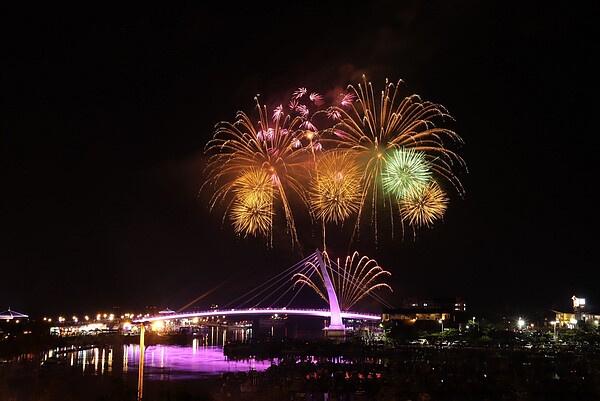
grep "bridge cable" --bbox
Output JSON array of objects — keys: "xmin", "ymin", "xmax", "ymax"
[{"xmin": 221, "ymin": 252, "xmax": 317, "ymax": 309}]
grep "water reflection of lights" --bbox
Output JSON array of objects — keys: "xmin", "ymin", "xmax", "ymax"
[
  {"xmin": 94, "ymin": 348, "xmax": 99, "ymax": 374},
  {"xmin": 82, "ymin": 349, "xmax": 86, "ymax": 373},
  {"xmin": 37, "ymin": 327, "xmax": 275, "ymax": 380},
  {"xmin": 136, "ymin": 345, "xmax": 274, "ymax": 380},
  {"xmin": 123, "ymin": 345, "xmax": 128, "ymax": 373}
]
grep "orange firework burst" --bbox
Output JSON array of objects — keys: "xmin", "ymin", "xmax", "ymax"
[
  {"xmin": 310, "ymin": 151, "xmax": 362, "ymax": 224},
  {"xmin": 203, "ymin": 97, "xmax": 314, "ymax": 247},
  {"xmin": 400, "ymin": 181, "xmax": 449, "ymax": 228},
  {"xmin": 324, "ymin": 75, "xmax": 466, "ymax": 240},
  {"xmin": 293, "ymin": 250, "xmax": 392, "ymax": 311}
]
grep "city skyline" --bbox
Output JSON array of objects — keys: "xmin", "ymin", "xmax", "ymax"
[{"xmin": 2, "ymin": 2, "xmax": 598, "ymax": 316}]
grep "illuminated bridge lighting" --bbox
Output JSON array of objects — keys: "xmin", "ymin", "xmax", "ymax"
[{"xmin": 132, "ymin": 308, "xmax": 381, "ymax": 323}]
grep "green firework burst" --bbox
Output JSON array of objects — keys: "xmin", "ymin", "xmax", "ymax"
[{"xmin": 382, "ymin": 148, "xmax": 432, "ymax": 199}]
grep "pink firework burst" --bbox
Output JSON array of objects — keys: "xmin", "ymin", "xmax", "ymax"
[
  {"xmin": 256, "ymin": 128, "xmax": 274, "ymax": 141},
  {"xmin": 296, "ymin": 104, "xmax": 309, "ymax": 117},
  {"xmin": 309, "ymin": 92, "xmax": 324, "ymax": 106},
  {"xmin": 340, "ymin": 92, "xmax": 356, "ymax": 107},
  {"xmin": 327, "ymin": 109, "xmax": 342, "ymax": 121},
  {"xmin": 292, "ymin": 87, "xmax": 307, "ymax": 99},
  {"xmin": 300, "ymin": 120, "xmax": 317, "ymax": 131},
  {"xmin": 272, "ymin": 104, "xmax": 284, "ymax": 121}
]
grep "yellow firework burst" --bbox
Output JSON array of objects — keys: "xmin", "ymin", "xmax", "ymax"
[
  {"xmin": 400, "ymin": 181, "xmax": 449, "ymax": 228},
  {"xmin": 229, "ymin": 168, "xmax": 274, "ymax": 237},
  {"xmin": 310, "ymin": 151, "xmax": 362, "ymax": 224},
  {"xmin": 203, "ymin": 97, "xmax": 313, "ymax": 247},
  {"xmin": 293, "ymin": 250, "xmax": 392, "ymax": 311}
]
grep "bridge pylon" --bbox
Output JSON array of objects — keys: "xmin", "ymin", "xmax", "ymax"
[{"xmin": 315, "ymin": 249, "xmax": 346, "ymax": 337}]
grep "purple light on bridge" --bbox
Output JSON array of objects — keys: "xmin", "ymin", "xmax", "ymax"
[{"xmin": 133, "ymin": 308, "xmax": 381, "ymax": 323}]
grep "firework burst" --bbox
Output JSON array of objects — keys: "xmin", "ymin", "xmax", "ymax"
[
  {"xmin": 229, "ymin": 168, "xmax": 274, "ymax": 237},
  {"xmin": 323, "ymin": 75, "xmax": 466, "ymax": 240},
  {"xmin": 400, "ymin": 181, "xmax": 449, "ymax": 228},
  {"xmin": 202, "ymin": 75, "xmax": 465, "ymax": 249},
  {"xmin": 310, "ymin": 151, "xmax": 362, "ymax": 225},
  {"xmin": 203, "ymin": 97, "xmax": 313, "ymax": 247},
  {"xmin": 382, "ymin": 147, "xmax": 432, "ymax": 200},
  {"xmin": 293, "ymin": 250, "xmax": 392, "ymax": 311}
]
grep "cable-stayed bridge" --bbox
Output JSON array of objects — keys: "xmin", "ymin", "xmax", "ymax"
[
  {"xmin": 131, "ymin": 249, "xmax": 392, "ymax": 399},
  {"xmin": 134, "ymin": 249, "xmax": 393, "ymax": 333},
  {"xmin": 133, "ymin": 308, "xmax": 380, "ymax": 323}
]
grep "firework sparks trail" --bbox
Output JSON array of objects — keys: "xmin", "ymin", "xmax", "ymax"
[{"xmin": 293, "ymin": 250, "xmax": 392, "ymax": 311}]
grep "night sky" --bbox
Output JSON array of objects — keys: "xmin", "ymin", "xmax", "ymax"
[{"xmin": 3, "ymin": 1, "xmax": 598, "ymax": 318}]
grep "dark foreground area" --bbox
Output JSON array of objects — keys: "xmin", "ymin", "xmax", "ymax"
[{"xmin": 2, "ymin": 343, "xmax": 600, "ymax": 401}]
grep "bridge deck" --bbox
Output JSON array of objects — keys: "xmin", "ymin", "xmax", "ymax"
[{"xmin": 133, "ymin": 308, "xmax": 381, "ymax": 323}]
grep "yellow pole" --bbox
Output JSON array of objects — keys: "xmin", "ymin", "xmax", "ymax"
[{"xmin": 137, "ymin": 323, "xmax": 145, "ymax": 401}]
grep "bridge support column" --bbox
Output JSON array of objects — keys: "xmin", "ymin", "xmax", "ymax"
[{"xmin": 316, "ymin": 249, "xmax": 345, "ymax": 336}]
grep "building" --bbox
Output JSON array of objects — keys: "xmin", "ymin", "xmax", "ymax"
[
  {"xmin": 382, "ymin": 297, "xmax": 468, "ymax": 331},
  {"xmin": 552, "ymin": 295, "xmax": 600, "ymax": 329}
]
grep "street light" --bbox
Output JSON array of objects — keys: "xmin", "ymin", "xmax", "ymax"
[{"xmin": 439, "ymin": 318, "xmax": 444, "ymax": 332}]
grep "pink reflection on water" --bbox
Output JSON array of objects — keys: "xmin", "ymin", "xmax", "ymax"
[{"xmin": 127, "ymin": 343, "xmax": 276, "ymax": 380}]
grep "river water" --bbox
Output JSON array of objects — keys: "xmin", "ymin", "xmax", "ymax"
[
  {"xmin": 38, "ymin": 338, "xmax": 276, "ymax": 380},
  {"xmin": 1, "ymin": 339, "xmax": 277, "ymax": 400},
  {"xmin": 5, "ymin": 339, "xmax": 600, "ymax": 400}
]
